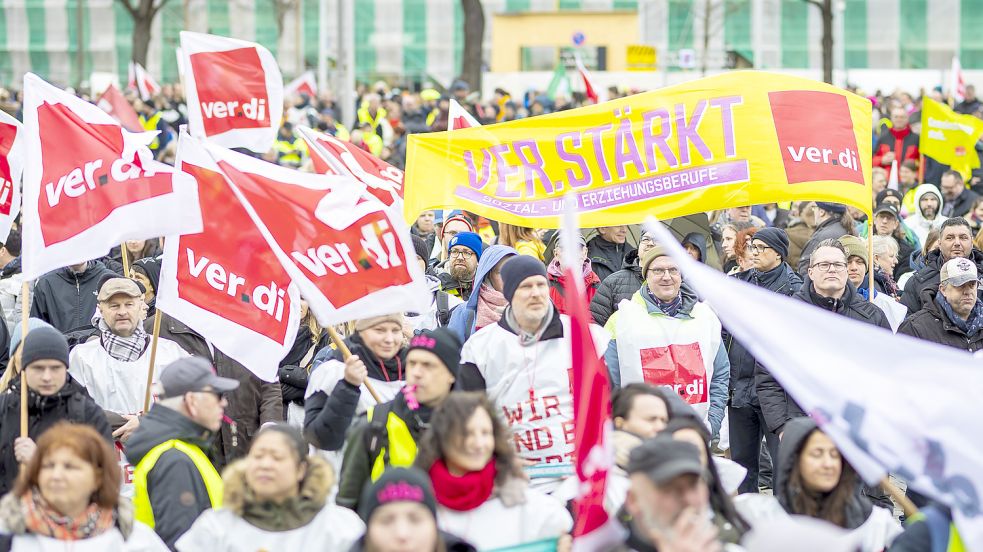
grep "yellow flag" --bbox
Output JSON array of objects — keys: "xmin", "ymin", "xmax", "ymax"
[
  {"xmin": 920, "ymin": 97, "xmax": 983, "ymax": 180},
  {"xmin": 404, "ymin": 71, "xmax": 872, "ymax": 228}
]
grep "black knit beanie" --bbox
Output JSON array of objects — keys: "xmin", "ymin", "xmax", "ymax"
[
  {"xmin": 411, "ymin": 234, "xmax": 429, "ymax": 264},
  {"xmin": 753, "ymin": 227, "xmax": 790, "ymax": 260},
  {"xmin": 358, "ymin": 467, "xmax": 437, "ymax": 523},
  {"xmin": 406, "ymin": 328, "xmax": 462, "ymax": 377},
  {"xmin": 500, "ymin": 255, "xmax": 548, "ymax": 302},
  {"xmin": 21, "ymin": 326, "xmax": 70, "ymax": 369}
]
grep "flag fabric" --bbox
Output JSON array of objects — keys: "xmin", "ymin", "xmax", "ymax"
[
  {"xmin": 20, "ymin": 73, "xmax": 202, "ymax": 281},
  {"xmin": 132, "ymin": 62, "xmax": 161, "ymax": 101},
  {"xmin": 546, "ymin": 62, "xmax": 571, "ymax": 100},
  {"xmin": 158, "ymin": 131, "xmax": 301, "ymax": 382},
  {"xmin": 97, "ymin": 84, "xmax": 142, "ymax": 133},
  {"xmin": 573, "ymin": 53, "xmax": 600, "ymax": 104},
  {"xmin": 887, "ymin": 159, "xmax": 899, "ymax": 191},
  {"xmin": 0, "ymin": 110, "xmax": 23, "ymax": 243},
  {"xmin": 179, "ymin": 31, "xmax": 283, "ymax": 153},
  {"xmin": 951, "ymin": 56, "xmax": 966, "ymax": 105},
  {"xmin": 405, "ymin": 71, "xmax": 873, "ymax": 228},
  {"xmin": 296, "ymin": 125, "xmax": 403, "ymax": 208},
  {"xmin": 448, "ymin": 99, "xmax": 480, "ymax": 131},
  {"xmin": 643, "ymin": 217, "xmax": 983, "ymax": 547},
  {"xmin": 285, "ymin": 70, "xmax": 317, "ymax": 98},
  {"xmin": 186, "ymin": 133, "xmax": 429, "ymax": 326},
  {"xmin": 920, "ymin": 97, "xmax": 983, "ymax": 180}
]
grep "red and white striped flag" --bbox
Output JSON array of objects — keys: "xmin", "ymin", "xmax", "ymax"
[
  {"xmin": 129, "ymin": 61, "xmax": 161, "ymax": 101},
  {"xmin": 951, "ymin": 56, "xmax": 966, "ymax": 104}
]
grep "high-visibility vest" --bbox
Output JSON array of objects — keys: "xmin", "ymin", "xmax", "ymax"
[
  {"xmin": 362, "ymin": 132, "xmax": 384, "ymax": 157},
  {"xmin": 332, "ymin": 123, "xmax": 350, "ymax": 141},
  {"xmin": 132, "ymin": 439, "xmax": 223, "ymax": 528},
  {"xmin": 367, "ymin": 406, "xmax": 417, "ymax": 481},
  {"xmin": 357, "ymin": 106, "xmax": 387, "ymax": 131},
  {"xmin": 140, "ymin": 112, "xmax": 163, "ymax": 150},
  {"xmin": 275, "ymin": 138, "xmax": 304, "ymax": 166}
]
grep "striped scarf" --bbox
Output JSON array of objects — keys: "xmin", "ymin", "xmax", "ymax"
[{"xmin": 93, "ymin": 313, "xmax": 148, "ymax": 362}]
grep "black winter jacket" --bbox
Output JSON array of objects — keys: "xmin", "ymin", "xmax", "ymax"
[
  {"xmin": 898, "ymin": 291, "xmax": 983, "ymax": 352},
  {"xmin": 587, "ymin": 235, "xmax": 628, "ymax": 282},
  {"xmin": 124, "ymin": 404, "xmax": 216, "ymax": 549},
  {"xmin": 0, "ymin": 379, "xmax": 111, "ymax": 496},
  {"xmin": 901, "ymin": 248, "xmax": 983, "ymax": 314},
  {"xmin": 726, "ymin": 264, "xmax": 802, "ymax": 409},
  {"xmin": 589, "ymin": 249, "xmax": 642, "ymax": 327},
  {"xmin": 795, "ymin": 217, "xmax": 852, "ymax": 276},
  {"xmin": 30, "ymin": 260, "xmax": 118, "ymax": 334},
  {"xmin": 756, "ymin": 282, "xmax": 889, "ymax": 434}
]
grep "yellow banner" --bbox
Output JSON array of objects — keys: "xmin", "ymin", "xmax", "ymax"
[
  {"xmin": 404, "ymin": 72, "xmax": 872, "ymax": 228},
  {"xmin": 920, "ymin": 97, "xmax": 983, "ymax": 180}
]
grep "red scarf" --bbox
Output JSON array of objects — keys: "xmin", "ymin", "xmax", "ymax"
[{"xmin": 428, "ymin": 459, "xmax": 497, "ymax": 511}]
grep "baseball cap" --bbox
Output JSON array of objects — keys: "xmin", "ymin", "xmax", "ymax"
[
  {"xmin": 159, "ymin": 357, "xmax": 240, "ymax": 398},
  {"xmin": 97, "ymin": 277, "xmax": 143, "ymax": 302},
  {"xmin": 873, "ymin": 202, "xmax": 900, "ymax": 219},
  {"xmin": 941, "ymin": 257, "xmax": 978, "ymax": 287},
  {"xmin": 627, "ymin": 435, "xmax": 704, "ymax": 484}
]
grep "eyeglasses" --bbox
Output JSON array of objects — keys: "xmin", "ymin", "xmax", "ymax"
[
  {"xmin": 648, "ymin": 267, "xmax": 680, "ymax": 278},
  {"xmin": 449, "ymin": 249, "xmax": 475, "ymax": 259},
  {"xmin": 639, "ymin": 237, "xmax": 655, "ymax": 245},
  {"xmin": 745, "ymin": 244, "xmax": 771, "ymax": 254},
  {"xmin": 810, "ymin": 261, "xmax": 848, "ymax": 272}
]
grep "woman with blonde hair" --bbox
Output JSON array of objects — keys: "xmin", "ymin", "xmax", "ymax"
[{"xmin": 497, "ymin": 223, "xmax": 546, "ymax": 262}]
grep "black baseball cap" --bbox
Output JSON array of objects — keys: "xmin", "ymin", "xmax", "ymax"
[
  {"xmin": 627, "ymin": 435, "xmax": 704, "ymax": 484},
  {"xmin": 159, "ymin": 357, "xmax": 239, "ymax": 398}
]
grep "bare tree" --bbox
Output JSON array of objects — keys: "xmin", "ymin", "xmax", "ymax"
[
  {"xmin": 804, "ymin": 0, "xmax": 833, "ymax": 84},
  {"xmin": 116, "ymin": 0, "xmax": 170, "ymax": 67},
  {"xmin": 460, "ymin": 0, "xmax": 484, "ymax": 92}
]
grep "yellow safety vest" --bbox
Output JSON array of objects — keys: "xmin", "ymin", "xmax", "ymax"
[
  {"xmin": 357, "ymin": 106, "xmax": 387, "ymax": 131},
  {"xmin": 275, "ymin": 138, "xmax": 304, "ymax": 166},
  {"xmin": 362, "ymin": 132, "xmax": 384, "ymax": 157},
  {"xmin": 333, "ymin": 123, "xmax": 350, "ymax": 141},
  {"xmin": 140, "ymin": 113, "xmax": 163, "ymax": 150},
  {"xmin": 132, "ymin": 439, "xmax": 223, "ymax": 528},
  {"xmin": 367, "ymin": 406, "xmax": 417, "ymax": 481}
]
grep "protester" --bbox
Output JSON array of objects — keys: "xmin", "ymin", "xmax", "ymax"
[
  {"xmin": 175, "ymin": 424, "xmax": 364, "ymax": 551},
  {"xmin": 277, "ymin": 299, "xmax": 329, "ymax": 423},
  {"xmin": 350, "ymin": 467, "xmax": 476, "ymax": 552},
  {"xmin": 726, "ymin": 227, "xmax": 801, "ymax": 494},
  {"xmin": 113, "ymin": 240, "xmax": 161, "ymax": 274},
  {"xmin": 940, "ymin": 170, "xmax": 979, "ymax": 218},
  {"xmin": 0, "ymin": 326, "xmax": 111, "ymax": 496},
  {"xmin": 901, "ymin": 217, "xmax": 983, "ymax": 313},
  {"xmin": 546, "ymin": 233, "xmax": 600, "ymax": 319},
  {"xmin": 682, "ymin": 232, "xmax": 708, "ymax": 263},
  {"xmin": 126, "ymin": 357, "xmax": 239, "ymax": 549},
  {"xmin": 589, "ymin": 231, "xmax": 655, "ymax": 326},
  {"xmin": 460, "ymin": 255, "xmax": 609, "ymax": 491},
  {"xmin": 407, "ymin": 235, "xmax": 464, "ymax": 331},
  {"xmin": 130, "ymin": 257, "xmax": 162, "ymax": 318},
  {"xmin": 498, "ymin": 223, "xmax": 546, "ymax": 261},
  {"xmin": 838, "ymin": 236, "xmax": 897, "ymax": 299},
  {"xmin": 785, "ymin": 201, "xmax": 817, "ymax": 270},
  {"xmin": 752, "ymin": 203, "xmax": 791, "ymax": 229},
  {"xmin": 435, "ymin": 214, "xmax": 474, "ymax": 261},
  {"xmin": 872, "ymin": 235, "xmax": 902, "ymax": 295},
  {"xmin": 68, "ymin": 278, "xmax": 188, "ymax": 439},
  {"xmin": 868, "ymin": 202, "xmax": 918, "ymax": 280},
  {"xmin": 438, "ymin": 231, "xmax": 483, "ymax": 301},
  {"xmin": 336, "ymin": 328, "xmax": 460, "ymax": 510},
  {"xmin": 30, "ymin": 259, "xmax": 118, "ymax": 335},
  {"xmin": 446, "ymin": 244, "xmax": 517, "ymax": 343},
  {"xmin": 910, "ymin": 184, "xmax": 949, "ymax": 242},
  {"xmin": 412, "ymin": 210, "xmax": 437, "ymax": 259},
  {"xmin": 415, "ymin": 393, "xmax": 573, "ymax": 550},
  {"xmin": 0, "ymin": 423, "xmax": 167, "ymax": 551},
  {"xmin": 899, "ymin": 257, "xmax": 983, "ymax": 351},
  {"xmin": 797, "ymin": 202, "xmax": 856, "ymax": 275},
  {"xmin": 774, "ymin": 418, "xmax": 902, "ymax": 551},
  {"xmin": 731, "ymin": 226, "xmax": 759, "ymax": 274},
  {"xmin": 304, "ymin": 313, "xmax": 408, "ymax": 451},
  {"xmin": 872, "ymin": 105, "xmax": 919, "ymax": 168},
  {"xmin": 887, "ymin": 505, "xmax": 965, "ymax": 552},
  {"xmin": 587, "ymin": 226, "xmax": 629, "ymax": 281},
  {"xmin": 0, "ymin": 228, "xmax": 25, "ymax": 332}
]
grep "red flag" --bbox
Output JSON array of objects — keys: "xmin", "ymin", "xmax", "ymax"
[
  {"xmin": 97, "ymin": 84, "xmax": 142, "ymax": 132},
  {"xmin": 285, "ymin": 70, "xmax": 318, "ymax": 98},
  {"xmin": 448, "ymin": 98, "xmax": 480, "ymax": 131},
  {"xmin": 158, "ymin": 141, "xmax": 301, "ymax": 381},
  {"xmin": 21, "ymin": 73, "xmax": 202, "ymax": 280},
  {"xmin": 296, "ymin": 125, "xmax": 403, "ymax": 207},
  {"xmin": 0, "ymin": 110, "xmax": 23, "ymax": 242},
  {"xmin": 133, "ymin": 62, "xmax": 161, "ymax": 101},
  {"xmin": 182, "ymin": 133, "xmax": 429, "ymax": 326},
  {"xmin": 574, "ymin": 54, "xmax": 600, "ymax": 104},
  {"xmin": 180, "ymin": 31, "xmax": 283, "ymax": 153}
]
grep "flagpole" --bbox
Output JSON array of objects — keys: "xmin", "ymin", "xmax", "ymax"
[
  {"xmin": 867, "ymin": 220, "xmax": 875, "ymax": 296},
  {"xmin": 120, "ymin": 244, "xmax": 131, "ymax": 278},
  {"xmin": 918, "ymin": 153, "xmax": 925, "ymax": 184},
  {"xmin": 19, "ymin": 280, "xmax": 29, "ymax": 442},
  {"xmin": 326, "ymin": 325, "xmax": 382, "ymax": 403},
  {"xmin": 142, "ymin": 310, "xmax": 163, "ymax": 414}
]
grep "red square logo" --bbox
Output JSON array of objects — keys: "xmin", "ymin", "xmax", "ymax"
[
  {"xmin": 638, "ymin": 343, "xmax": 708, "ymax": 405},
  {"xmin": 189, "ymin": 47, "xmax": 271, "ymax": 135},
  {"xmin": 769, "ymin": 91, "xmax": 864, "ymax": 186}
]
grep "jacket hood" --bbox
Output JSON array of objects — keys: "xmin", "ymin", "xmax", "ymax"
[
  {"xmin": 621, "ymin": 248, "xmax": 640, "ymax": 270},
  {"xmin": 681, "ymin": 232, "xmax": 707, "ymax": 263},
  {"xmin": 222, "ymin": 455, "xmax": 334, "ymax": 515},
  {"xmin": 124, "ymin": 403, "xmax": 215, "ymax": 466},
  {"xmin": 463, "ymin": 245, "xmax": 518, "ymax": 312},
  {"xmin": 913, "ymin": 184, "xmax": 944, "ymax": 218}
]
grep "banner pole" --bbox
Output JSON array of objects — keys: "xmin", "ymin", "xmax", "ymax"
[
  {"xmin": 120, "ymin": 244, "xmax": 131, "ymax": 278},
  {"xmin": 19, "ymin": 280, "xmax": 29, "ymax": 440},
  {"xmin": 918, "ymin": 153, "xmax": 925, "ymax": 183},
  {"xmin": 882, "ymin": 476, "xmax": 919, "ymax": 518},
  {"xmin": 142, "ymin": 311, "xmax": 163, "ymax": 414},
  {"xmin": 326, "ymin": 325, "xmax": 382, "ymax": 403},
  {"xmin": 868, "ymin": 220, "xmax": 875, "ymax": 296}
]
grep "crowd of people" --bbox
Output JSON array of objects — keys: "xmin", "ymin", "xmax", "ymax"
[{"xmin": 0, "ymin": 77, "xmax": 974, "ymax": 551}]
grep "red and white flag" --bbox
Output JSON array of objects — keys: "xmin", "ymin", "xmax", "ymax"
[
  {"xmin": 448, "ymin": 98, "xmax": 480, "ymax": 131},
  {"xmin": 0, "ymin": 110, "xmax": 23, "ymax": 243},
  {"xmin": 561, "ymin": 202, "xmax": 622, "ymax": 551},
  {"xmin": 296, "ymin": 125, "xmax": 403, "ymax": 208},
  {"xmin": 97, "ymin": 84, "xmax": 142, "ymax": 132},
  {"xmin": 20, "ymin": 73, "xmax": 202, "ymax": 281},
  {"xmin": 285, "ymin": 70, "xmax": 317, "ymax": 99},
  {"xmin": 574, "ymin": 53, "xmax": 600, "ymax": 104},
  {"xmin": 180, "ymin": 31, "xmax": 283, "ymax": 153},
  {"xmin": 187, "ymin": 134, "xmax": 429, "ymax": 326},
  {"xmin": 951, "ymin": 55, "xmax": 966, "ymax": 104},
  {"xmin": 887, "ymin": 159, "xmax": 899, "ymax": 191},
  {"xmin": 158, "ymin": 132, "xmax": 301, "ymax": 381},
  {"xmin": 129, "ymin": 61, "xmax": 161, "ymax": 101}
]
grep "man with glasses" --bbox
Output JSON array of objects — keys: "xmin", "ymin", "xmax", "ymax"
[
  {"xmin": 757, "ymin": 239, "xmax": 889, "ymax": 439},
  {"xmin": 604, "ymin": 246, "xmax": 730, "ymax": 440},
  {"xmin": 726, "ymin": 228, "xmax": 801, "ymax": 493},
  {"xmin": 127, "ymin": 357, "xmax": 239, "ymax": 548},
  {"xmin": 590, "ymin": 231, "xmax": 658, "ymax": 326},
  {"xmin": 437, "ymin": 231, "xmax": 483, "ymax": 301}
]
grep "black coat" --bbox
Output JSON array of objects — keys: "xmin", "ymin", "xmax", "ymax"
[
  {"xmin": 0, "ymin": 379, "xmax": 111, "ymax": 496},
  {"xmin": 943, "ymin": 188, "xmax": 981, "ymax": 218},
  {"xmin": 898, "ymin": 292, "xmax": 983, "ymax": 352},
  {"xmin": 756, "ymin": 282, "xmax": 889, "ymax": 434},
  {"xmin": 30, "ymin": 261, "xmax": 119, "ymax": 334},
  {"xmin": 796, "ymin": 217, "xmax": 851, "ymax": 276},
  {"xmin": 589, "ymin": 249, "xmax": 642, "ymax": 327},
  {"xmin": 587, "ymin": 235, "xmax": 629, "ymax": 282},
  {"xmin": 901, "ymin": 248, "xmax": 983, "ymax": 314},
  {"xmin": 726, "ymin": 264, "xmax": 802, "ymax": 409}
]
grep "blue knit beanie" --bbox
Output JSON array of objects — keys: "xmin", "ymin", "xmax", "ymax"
[{"xmin": 447, "ymin": 231, "xmax": 483, "ymax": 258}]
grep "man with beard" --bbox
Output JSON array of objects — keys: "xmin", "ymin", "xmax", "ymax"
[
  {"xmin": 906, "ymin": 184, "xmax": 947, "ymax": 246},
  {"xmin": 902, "ymin": 217, "xmax": 983, "ymax": 313},
  {"xmin": 438, "ymin": 231, "xmax": 483, "ymax": 301}
]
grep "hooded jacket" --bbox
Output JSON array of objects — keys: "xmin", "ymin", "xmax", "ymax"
[
  {"xmin": 0, "ymin": 378, "xmax": 111, "ymax": 497},
  {"xmin": 681, "ymin": 232, "xmax": 708, "ymax": 262},
  {"xmin": 587, "ymin": 234, "xmax": 628, "ymax": 282},
  {"xmin": 447, "ymin": 245, "xmax": 517, "ymax": 343},
  {"xmin": 29, "ymin": 260, "xmax": 118, "ymax": 335},
  {"xmin": 901, "ymin": 248, "xmax": 983, "ymax": 314},
  {"xmin": 175, "ymin": 456, "xmax": 364, "ymax": 551},
  {"xmin": 906, "ymin": 184, "xmax": 947, "ymax": 246},
  {"xmin": 898, "ymin": 290, "xmax": 983, "ymax": 352},
  {"xmin": 589, "ymin": 249, "xmax": 642, "ymax": 327}
]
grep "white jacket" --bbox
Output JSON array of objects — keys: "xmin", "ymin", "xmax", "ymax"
[
  {"xmin": 68, "ymin": 337, "xmax": 189, "ymax": 414},
  {"xmin": 175, "ymin": 502, "xmax": 364, "ymax": 552},
  {"xmin": 0, "ymin": 524, "xmax": 167, "ymax": 552},
  {"xmin": 437, "ymin": 487, "xmax": 572, "ymax": 550},
  {"xmin": 0, "ymin": 271, "xmax": 26, "ymax": 333}
]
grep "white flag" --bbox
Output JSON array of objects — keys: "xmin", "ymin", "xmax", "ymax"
[
  {"xmin": 644, "ymin": 217, "xmax": 983, "ymax": 546},
  {"xmin": 0, "ymin": 110, "xmax": 23, "ymax": 243},
  {"xmin": 448, "ymin": 98, "xmax": 480, "ymax": 130}
]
